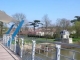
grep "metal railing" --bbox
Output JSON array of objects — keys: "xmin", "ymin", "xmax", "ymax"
[
  {"xmin": 2, "ymin": 34, "xmax": 24, "ymax": 58},
  {"xmin": 22, "ymin": 38, "xmax": 80, "ymax": 60},
  {"xmin": 2, "ymin": 34, "xmax": 80, "ymax": 60}
]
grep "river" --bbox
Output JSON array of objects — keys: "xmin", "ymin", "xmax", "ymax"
[{"xmin": 35, "ymin": 48, "xmax": 80, "ymax": 60}]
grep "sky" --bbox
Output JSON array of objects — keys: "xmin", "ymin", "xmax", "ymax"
[{"xmin": 0, "ymin": 0, "xmax": 80, "ymax": 24}]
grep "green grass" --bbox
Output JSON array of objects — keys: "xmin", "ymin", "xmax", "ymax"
[
  {"xmin": 11, "ymin": 35, "xmax": 80, "ymax": 45},
  {"xmin": 73, "ymin": 38, "xmax": 80, "ymax": 42},
  {"xmin": 24, "ymin": 37, "xmax": 55, "ymax": 44}
]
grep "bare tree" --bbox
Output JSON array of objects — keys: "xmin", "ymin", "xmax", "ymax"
[
  {"xmin": 42, "ymin": 14, "xmax": 52, "ymax": 29},
  {"xmin": 42, "ymin": 14, "xmax": 52, "ymax": 39},
  {"xmin": 12, "ymin": 13, "xmax": 26, "ymax": 26},
  {"xmin": 24, "ymin": 23, "xmax": 29, "ymax": 30},
  {"xmin": 55, "ymin": 18, "xmax": 71, "ymax": 37},
  {"xmin": 56, "ymin": 18, "xmax": 71, "ymax": 30},
  {"xmin": 12, "ymin": 13, "xmax": 27, "ymax": 42}
]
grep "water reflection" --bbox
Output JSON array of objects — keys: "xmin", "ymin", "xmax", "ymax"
[{"xmin": 36, "ymin": 48, "xmax": 80, "ymax": 60}]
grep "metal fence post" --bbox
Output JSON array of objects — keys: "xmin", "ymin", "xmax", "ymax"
[
  {"xmin": 3, "ymin": 34, "xmax": 5, "ymax": 45},
  {"xmin": 4, "ymin": 34, "xmax": 6, "ymax": 46},
  {"xmin": 7, "ymin": 35, "xmax": 10, "ymax": 47},
  {"xmin": 10, "ymin": 35, "xmax": 12, "ymax": 49},
  {"xmin": 20, "ymin": 38, "xmax": 24, "ymax": 58},
  {"xmin": 72, "ymin": 51, "xmax": 75, "ymax": 60},
  {"xmin": 55, "ymin": 44, "xmax": 61, "ymax": 60},
  {"xmin": 32, "ymin": 40, "xmax": 36, "ymax": 60},
  {"xmin": 6, "ymin": 35, "xmax": 8, "ymax": 47},
  {"xmin": 3, "ymin": 34, "xmax": 5, "ymax": 44},
  {"xmin": 14, "ymin": 37, "xmax": 17, "ymax": 53},
  {"xmin": 5, "ymin": 34, "xmax": 7, "ymax": 46}
]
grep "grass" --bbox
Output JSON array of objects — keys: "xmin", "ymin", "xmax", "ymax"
[
  {"xmin": 10, "ymin": 36, "xmax": 80, "ymax": 45},
  {"xmin": 24, "ymin": 37, "xmax": 55, "ymax": 44},
  {"xmin": 10, "ymin": 36, "xmax": 55, "ymax": 45},
  {"xmin": 73, "ymin": 38, "xmax": 80, "ymax": 42}
]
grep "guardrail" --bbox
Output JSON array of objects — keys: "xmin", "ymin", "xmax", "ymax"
[
  {"xmin": 2, "ymin": 34, "xmax": 24, "ymax": 58},
  {"xmin": 2, "ymin": 34, "xmax": 80, "ymax": 60},
  {"xmin": 22, "ymin": 39, "xmax": 80, "ymax": 60}
]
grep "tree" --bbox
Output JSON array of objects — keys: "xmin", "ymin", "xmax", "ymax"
[
  {"xmin": 42, "ymin": 14, "xmax": 53, "ymax": 39},
  {"xmin": 42, "ymin": 14, "xmax": 52, "ymax": 30},
  {"xmin": 24, "ymin": 23, "xmax": 29, "ymax": 30},
  {"xmin": 55, "ymin": 18, "xmax": 71, "ymax": 38},
  {"xmin": 71, "ymin": 16, "xmax": 80, "ymax": 38},
  {"xmin": 56, "ymin": 18, "xmax": 71, "ymax": 30},
  {"xmin": 29, "ymin": 20, "xmax": 42, "ymax": 34},
  {"xmin": 12, "ymin": 13, "xmax": 26, "ymax": 26},
  {"xmin": 42, "ymin": 14, "xmax": 52, "ymax": 34},
  {"xmin": 0, "ymin": 21, "xmax": 3, "ymax": 36},
  {"xmin": 12, "ymin": 13, "xmax": 27, "ymax": 42},
  {"xmin": 73, "ymin": 21, "xmax": 80, "ymax": 38},
  {"xmin": 71, "ymin": 16, "xmax": 80, "ymax": 23},
  {"xmin": 0, "ymin": 21, "xmax": 7, "ymax": 37}
]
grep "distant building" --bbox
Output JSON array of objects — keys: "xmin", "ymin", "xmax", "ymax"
[
  {"xmin": 10, "ymin": 27, "xmax": 56, "ymax": 37},
  {"xmin": 60, "ymin": 30, "xmax": 70, "ymax": 39},
  {"xmin": 27, "ymin": 27, "xmax": 56, "ymax": 37}
]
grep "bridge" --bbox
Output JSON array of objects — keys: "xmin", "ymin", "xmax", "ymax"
[
  {"xmin": 0, "ymin": 11, "xmax": 24, "ymax": 60},
  {"xmin": 0, "ymin": 40, "xmax": 21, "ymax": 60}
]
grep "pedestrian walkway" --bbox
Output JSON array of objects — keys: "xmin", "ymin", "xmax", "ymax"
[{"xmin": 0, "ymin": 42, "xmax": 21, "ymax": 60}]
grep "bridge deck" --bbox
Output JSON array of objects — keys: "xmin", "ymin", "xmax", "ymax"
[{"xmin": 0, "ymin": 43, "xmax": 21, "ymax": 60}]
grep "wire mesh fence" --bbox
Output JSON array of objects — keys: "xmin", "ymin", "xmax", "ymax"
[
  {"xmin": 2, "ymin": 35, "xmax": 80, "ymax": 60},
  {"xmin": 22, "ymin": 37, "xmax": 80, "ymax": 60}
]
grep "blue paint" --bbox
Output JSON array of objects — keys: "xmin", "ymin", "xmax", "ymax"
[
  {"xmin": 6, "ymin": 24, "xmax": 14, "ymax": 34},
  {"xmin": 8, "ymin": 20, "xmax": 24, "ymax": 46},
  {"xmin": 8, "ymin": 39, "xmax": 10, "ymax": 46},
  {"xmin": 12, "ymin": 20, "xmax": 24, "ymax": 40}
]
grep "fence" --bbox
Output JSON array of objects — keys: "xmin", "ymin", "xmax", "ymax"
[
  {"xmin": 2, "ymin": 34, "xmax": 80, "ymax": 60},
  {"xmin": 22, "ymin": 38, "xmax": 80, "ymax": 60},
  {"xmin": 2, "ymin": 34, "xmax": 24, "ymax": 58}
]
